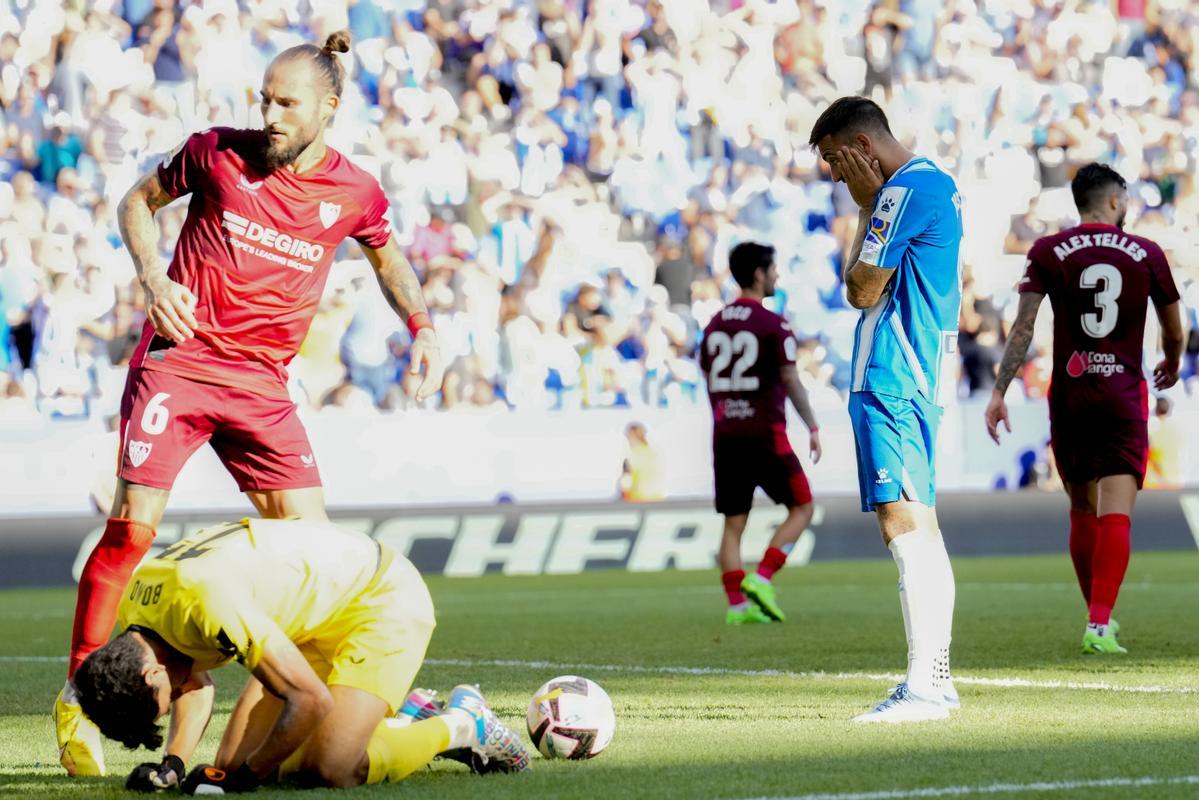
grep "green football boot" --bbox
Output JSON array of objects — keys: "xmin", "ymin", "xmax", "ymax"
[
  {"xmin": 741, "ymin": 573, "xmax": 785, "ymax": 622},
  {"xmin": 1082, "ymin": 626, "xmax": 1127, "ymax": 655},
  {"xmin": 726, "ymin": 605, "xmax": 773, "ymax": 625}
]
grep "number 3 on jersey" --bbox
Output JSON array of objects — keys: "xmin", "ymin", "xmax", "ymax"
[
  {"xmin": 140, "ymin": 392, "xmax": 172, "ymax": 435},
  {"xmin": 1080, "ymin": 263, "xmax": 1122, "ymax": 338},
  {"xmin": 707, "ymin": 331, "xmax": 759, "ymax": 392}
]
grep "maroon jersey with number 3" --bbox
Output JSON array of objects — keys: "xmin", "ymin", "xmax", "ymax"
[
  {"xmin": 1021, "ymin": 223, "xmax": 1179, "ymax": 421},
  {"xmin": 701, "ymin": 298, "xmax": 798, "ymax": 436}
]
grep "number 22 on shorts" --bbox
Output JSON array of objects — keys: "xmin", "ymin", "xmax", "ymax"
[{"xmin": 141, "ymin": 392, "xmax": 172, "ymax": 435}]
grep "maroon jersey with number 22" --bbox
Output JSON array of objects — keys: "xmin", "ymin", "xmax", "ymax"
[{"xmin": 701, "ymin": 298, "xmax": 798, "ymax": 437}]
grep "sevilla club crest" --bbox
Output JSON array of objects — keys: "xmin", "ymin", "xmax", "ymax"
[
  {"xmin": 319, "ymin": 201, "xmax": 342, "ymax": 229},
  {"xmin": 128, "ymin": 440, "xmax": 153, "ymax": 468}
]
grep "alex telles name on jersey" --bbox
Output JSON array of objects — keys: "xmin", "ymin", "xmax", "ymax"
[{"xmin": 1051, "ymin": 231, "xmax": 1148, "ymax": 263}]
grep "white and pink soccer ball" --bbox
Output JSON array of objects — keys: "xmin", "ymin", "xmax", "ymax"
[{"xmin": 526, "ymin": 676, "xmax": 616, "ymax": 760}]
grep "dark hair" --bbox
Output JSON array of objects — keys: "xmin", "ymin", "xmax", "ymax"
[
  {"xmin": 808, "ymin": 96, "xmax": 892, "ymax": 147},
  {"xmin": 276, "ymin": 30, "xmax": 352, "ymax": 98},
  {"xmin": 1071, "ymin": 163, "xmax": 1126, "ymax": 214},
  {"xmin": 729, "ymin": 242, "xmax": 775, "ymax": 289},
  {"xmin": 74, "ymin": 631, "xmax": 163, "ymax": 751}
]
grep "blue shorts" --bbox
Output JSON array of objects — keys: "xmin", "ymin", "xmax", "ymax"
[{"xmin": 848, "ymin": 391, "xmax": 942, "ymax": 513}]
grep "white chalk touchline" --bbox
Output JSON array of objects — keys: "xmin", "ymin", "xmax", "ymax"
[
  {"xmin": 421, "ymin": 657, "xmax": 1199, "ymax": 696},
  {"xmin": 2, "ymin": 654, "xmax": 1196, "ymax": 696},
  {"xmin": 737, "ymin": 774, "xmax": 1199, "ymax": 800}
]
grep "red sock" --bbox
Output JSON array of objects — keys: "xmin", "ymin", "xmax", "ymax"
[
  {"xmin": 68, "ymin": 518, "xmax": 156, "ymax": 678},
  {"xmin": 1068, "ymin": 510, "xmax": 1098, "ymax": 605},
  {"xmin": 756, "ymin": 547, "xmax": 787, "ymax": 581},
  {"xmin": 1088, "ymin": 514, "xmax": 1131, "ymax": 626},
  {"xmin": 722, "ymin": 570, "xmax": 746, "ymax": 606}
]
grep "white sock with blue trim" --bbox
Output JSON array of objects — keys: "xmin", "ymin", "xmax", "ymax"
[{"xmin": 888, "ymin": 528, "xmax": 955, "ymax": 700}]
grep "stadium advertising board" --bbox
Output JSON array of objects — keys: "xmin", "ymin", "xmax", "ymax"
[{"xmin": 3, "ymin": 491, "xmax": 1197, "ymax": 588}]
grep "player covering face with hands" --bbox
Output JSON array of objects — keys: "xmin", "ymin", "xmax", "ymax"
[
  {"xmin": 56, "ymin": 30, "xmax": 444, "ymax": 779},
  {"xmin": 810, "ymin": 97, "xmax": 964, "ymax": 722},
  {"xmin": 73, "ymin": 519, "xmax": 530, "ymax": 794},
  {"xmin": 985, "ymin": 162, "xmax": 1183, "ymax": 655}
]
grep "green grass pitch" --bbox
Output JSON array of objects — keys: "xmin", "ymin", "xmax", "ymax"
[{"xmin": 2, "ymin": 552, "xmax": 1198, "ymax": 799}]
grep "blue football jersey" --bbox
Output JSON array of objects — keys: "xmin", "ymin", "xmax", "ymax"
[{"xmin": 851, "ymin": 157, "xmax": 963, "ymax": 407}]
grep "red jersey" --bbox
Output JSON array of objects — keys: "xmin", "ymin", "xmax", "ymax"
[
  {"xmin": 1021, "ymin": 222, "xmax": 1179, "ymax": 421},
  {"xmin": 700, "ymin": 298, "xmax": 798, "ymax": 437},
  {"xmin": 130, "ymin": 128, "xmax": 392, "ymax": 399}
]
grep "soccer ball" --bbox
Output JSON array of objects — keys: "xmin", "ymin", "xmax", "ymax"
[{"xmin": 526, "ymin": 676, "xmax": 616, "ymax": 759}]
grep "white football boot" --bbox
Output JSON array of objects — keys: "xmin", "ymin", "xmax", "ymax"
[{"xmin": 851, "ymin": 682, "xmax": 950, "ymax": 724}]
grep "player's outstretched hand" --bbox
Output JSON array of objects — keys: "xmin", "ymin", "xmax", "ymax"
[
  {"xmin": 409, "ymin": 328, "xmax": 445, "ymax": 403},
  {"xmin": 126, "ymin": 754, "xmax": 185, "ymax": 792},
  {"xmin": 984, "ymin": 389, "xmax": 1011, "ymax": 444},
  {"xmin": 838, "ymin": 146, "xmax": 884, "ymax": 209},
  {"xmin": 181, "ymin": 764, "xmax": 260, "ymax": 795},
  {"xmin": 1153, "ymin": 358, "xmax": 1180, "ymax": 390},
  {"xmin": 808, "ymin": 429, "xmax": 823, "ymax": 464},
  {"xmin": 143, "ymin": 274, "xmax": 198, "ymax": 344}
]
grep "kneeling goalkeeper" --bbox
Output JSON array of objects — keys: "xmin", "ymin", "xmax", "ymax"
[{"xmin": 74, "ymin": 518, "xmax": 528, "ymax": 793}]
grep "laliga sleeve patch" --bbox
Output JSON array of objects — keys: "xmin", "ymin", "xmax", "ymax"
[{"xmin": 861, "ymin": 185, "xmax": 908, "ymax": 265}]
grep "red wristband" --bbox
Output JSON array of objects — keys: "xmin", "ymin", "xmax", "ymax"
[
  {"xmin": 407, "ymin": 312, "xmax": 432, "ymax": 337},
  {"xmin": 809, "ymin": 426, "xmax": 819, "ymax": 433}
]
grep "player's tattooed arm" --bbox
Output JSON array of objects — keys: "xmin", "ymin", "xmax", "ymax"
[
  {"xmin": 363, "ymin": 237, "xmax": 430, "ymax": 322},
  {"xmin": 119, "ymin": 171, "xmax": 197, "ymax": 343},
  {"xmin": 118, "ymin": 171, "xmax": 174, "ymax": 283},
  {"xmin": 993, "ymin": 291, "xmax": 1044, "ymax": 396},
  {"xmin": 363, "ymin": 238, "xmax": 446, "ymax": 401}
]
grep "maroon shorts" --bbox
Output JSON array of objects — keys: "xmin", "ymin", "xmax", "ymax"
[
  {"xmin": 712, "ymin": 427, "xmax": 812, "ymax": 516},
  {"xmin": 1050, "ymin": 410, "xmax": 1148, "ymax": 489},
  {"xmin": 118, "ymin": 368, "xmax": 322, "ymax": 492}
]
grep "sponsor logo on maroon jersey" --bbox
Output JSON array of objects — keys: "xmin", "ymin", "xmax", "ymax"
[
  {"xmin": 719, "ymin": 398, "xmax": 755, "ymax": 421},
  {"xmin": 1066, "ymin": 350, "xmax": 1125, "ymax": 378},
  {"xmin": 221, "ymin": 209, "xmax": 325, "ymax": 272}
]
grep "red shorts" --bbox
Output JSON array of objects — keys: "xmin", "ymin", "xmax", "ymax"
[
  {"xmin": 1050, "ymin": 410, "xmax": 1148, "ymax": 489},
  {"xmin": 712, "ymin": 426, "xmax": 812, "ymax": 516},
  {"xmin": 118, "ymin": 368, "xmax": 322, "ymax": 492}
]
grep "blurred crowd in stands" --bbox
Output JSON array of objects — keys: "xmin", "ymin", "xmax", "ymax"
[{"xmin": 2, "ymin": 0, "xmax": 1199, "ymax": 423}]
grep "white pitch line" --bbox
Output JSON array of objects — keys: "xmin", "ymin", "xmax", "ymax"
[
  {"xmin": 738, "ymin": 774, "xmax": 1199, "ymax": 800},
  {"xmin": 3, "ymin": 654, "xmax": 1197, "ymax": 696},
  {"xmin": 422, "ymin": 657, "xmax": 1199, "ymax": 696}
]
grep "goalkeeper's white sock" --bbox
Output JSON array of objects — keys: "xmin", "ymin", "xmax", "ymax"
[{"xmin": 889, "ymin": 528, "xmax": 955, "ymax": 700}]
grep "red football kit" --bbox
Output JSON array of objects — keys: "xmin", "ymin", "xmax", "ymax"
[
  {"xmin": 118, "ymin": 127, "xmax": 393, "ymax": 491},
  {"xmin": 1021, "ymin": 222, "xmax": 1179, "ymax": 486},
  {"xmin": 700, "ymin": 298, "xmax": 812, "ymax": 516}
]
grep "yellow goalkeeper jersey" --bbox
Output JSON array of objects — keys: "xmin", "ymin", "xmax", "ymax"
[{"xmin": 117, "ymin": 518, "xmax": 384, "ymax": 673}]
